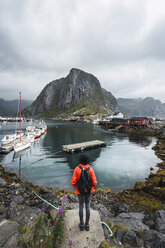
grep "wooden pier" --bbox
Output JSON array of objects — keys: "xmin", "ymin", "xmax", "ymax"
[{"xmin": 62, "ymin": 140, "xmax": 106, "ymax": 153}]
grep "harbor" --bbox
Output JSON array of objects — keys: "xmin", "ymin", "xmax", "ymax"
[
  {"xmin": 0, "ymin": 120, "xmax": 47, "ymax": 154},
  {"xmin": 0, "ymin": 120, "xmax": 160, "ymax": 192}
]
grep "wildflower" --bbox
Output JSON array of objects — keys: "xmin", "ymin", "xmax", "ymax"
[
  {"xmin": 68, "ymin": 240, "xmax": 73, "ymax": 247},
  {"xmin": 55, "ymin": 241, "xmax": 59, "ymax": 247},
  {"xmin": 58, "ymin": 207, "xmax": 64, "ymax": 215},
  {"xmin": 62, "ymin": 195, "xmax": 67, "ymax": 203},
  {"xmin": 40, "ymin": 207, "xmax": 45, "ymax": 213}
]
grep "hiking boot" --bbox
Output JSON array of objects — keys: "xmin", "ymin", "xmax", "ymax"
[
  {"xmin": 85, "ymin": 224, "xmax": 90, "ymax": 231},
  {"xmin": 79, "ymin": 224, "xmax": 84, "ymax": 231}
]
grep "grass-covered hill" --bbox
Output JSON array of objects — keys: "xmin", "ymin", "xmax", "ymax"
[{"xmin": 23, "ymin": 68, "xmax": 119, "ymax": 118}]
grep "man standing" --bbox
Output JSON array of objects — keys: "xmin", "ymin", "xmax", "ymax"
[{"xmin": 71, "ymin": 154, "xmax": 97, "ymax": 231}]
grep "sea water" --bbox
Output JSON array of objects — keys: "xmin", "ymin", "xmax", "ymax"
[{"xmin": 0, "ymin": 120, "xmax": 161, "ymax": 192}]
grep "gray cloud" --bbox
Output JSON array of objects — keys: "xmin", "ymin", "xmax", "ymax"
[{"xmin": 0, "ymin": 0, "xmax": 165, "ymax": 102}]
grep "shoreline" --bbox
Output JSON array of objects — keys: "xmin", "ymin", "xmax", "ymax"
[
  {"xmin": 0, "ymin": 128, "xmax": 165, "ymax": 247},
  {"xmin": 0, "ymin": 127, "xmax": 165, "ymax": 210},
  {"xmin": 0, "ymin": 126, "xmax": 165, "ymax": 212}
]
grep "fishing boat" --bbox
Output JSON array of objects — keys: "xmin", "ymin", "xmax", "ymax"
[{"xmin": 13, "ymin": 92, "xmax": 30, "ymax": 153}]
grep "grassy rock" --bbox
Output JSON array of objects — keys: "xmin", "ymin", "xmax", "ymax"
[{"xmin": 98, "ymin": 240, "xmax": 111, "ymax": 248}]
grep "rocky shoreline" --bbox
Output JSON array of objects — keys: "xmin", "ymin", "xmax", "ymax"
[{"xmin": 0, "ymin": 126, "xmax": 165, "ymax": 248}]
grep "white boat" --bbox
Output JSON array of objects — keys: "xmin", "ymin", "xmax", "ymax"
[
  {"xmin": 26, "ymin": 132, "xmax": 35, "ymax": 143},
  {"xmin": 92, "ymin": 119, "xmax": 100, "ymax": 125},
  {"xmin": 1, "ymin": 130, "xmax": 24, "ymax": 145},
  {"xmin": 26, "ymin": 124, "xmax": 35, "ymax": 133},
  {"xmin": 37, "ymin": 120, "xmax": 47, "ymax": 135},
  {"xmin": 13, "ymin": 92, "xmax": 30, "ymax": 153},
  {"xmin": 14, "ymin": 139, "xmax": 31, "ymax": 153},
  {"xmin": 1, "ymin": 134, "xmax": 17, "ymax": 145},
  {"xmin": 34, "ymin": 129, "xmax": 42, "ymax": 139},
  {"xmin": 15, "ymin": 131, "xmax": 24, "ymax": 139},
  {"xmin": 0, "ymin": 143, "xmax": 13, "ymax": 153}
]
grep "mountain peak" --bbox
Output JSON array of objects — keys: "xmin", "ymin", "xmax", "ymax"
[
  {"xmin": 118, "ymin": 97, "xmax": 165, "ymax": 118},
  {"xmin": 23, "ymin": 69, "xmax": 119, "ymax": 117},
  {"xmin": 67, "ymin": 68, "xmax": 101, "ymax": 89},
  {"xmin": 70, "ymin": 68, "xmax": 81, "ymax": 73}
]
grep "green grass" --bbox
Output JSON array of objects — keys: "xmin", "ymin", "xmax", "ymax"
[
  {"xmin": 19, "ymin": 207, "xmax": 67, "ymax": 248},
  {"xmin": 28, "ymin": 89, "xmax": 116, "ymax": 118}
]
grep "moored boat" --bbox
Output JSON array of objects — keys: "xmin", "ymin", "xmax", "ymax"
[
  {"xmin": 13, "ymin": 92, "xmax": 30, "ymax": 153},
  {"xmin": 14, "ymin": 139, "xmax": 31, "ymax": 153},
  {"xmin": 1, "ymin": 134, "xmax": 17, "ymax": 145},
  {"xmin": 26, "ymin": 132, "xmax": 35, "ymax": 143},
  {"xmin": 26, "ymin": 124, "xmax": 35, "ymax": 133},
  {"xmin": 92, "ymin": 119, "xmax": 100, "ymax": 125},
  {"xmin": 34, "ymin": 129, "xmax": 42, "ymax": 139}
]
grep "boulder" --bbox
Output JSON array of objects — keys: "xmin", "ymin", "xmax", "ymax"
[
  {"xmin": 67, "ymin": 193, "xmax": 78, "ymax": 203},
  {"xmin": 0, "ymin": 178, "xmax": 6, "ymax": 187},
  {"xmin": 49, "ymin": 209, "xmax": 58, "ymax": 221},
  {"xmin": 134, "ymin": 182, "xmax": 146, "ymax": 191},
  {"xmin": 116, "ymin": 229, "xmax": 138, "ymax": 246},
  {"xmin": 39, "ymin": 185, "xmax": 52, "ymax": 193},
  {"xmin": 12, "ymin": 195, "xmax": 25, "ymax": 205},
  {"xmin": 116, "ymin": 204, "xmax": 129, "ymax": 214},
  {"xmin": 0, "ymin": 206, "xmax": 7, "ymax": 220},
  {"xmin": 109, "ymin": 212, "xmax": 149, "ymax": 232},
  {"xmin": 98, "ymin": 240, "xmax": 111, "ymax": 248},
  {"xmin": 115, "ymin": 229, "xmax": 124, "ymax": 241},
  {"xmin": 155, "ymin": 210, "xmax": 165, "ymax": 234},
  {"xmin": 92, "ymin": 204, "xmax": 113, "ymax": 222},
  {"xmin": 0, "ymin": 220, "xmax": 20, "ymax": 248},
  {"xmin": 7, "ymin": 202, "xmax": 40, "ymax": 225},
  {"xmin": 121, "ymin": 230, "xmax": 137, "ymax": 246},
  {"xmin": 142, "ymin": 229, "xmax": 165, "ymax": 248}
]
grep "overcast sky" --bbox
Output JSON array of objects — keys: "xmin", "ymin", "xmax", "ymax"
[{"xmin": 0, "ymin": 0, "xmax": 165, "ymax": 102}]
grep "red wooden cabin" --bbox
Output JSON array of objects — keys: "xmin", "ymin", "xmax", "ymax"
[{"xmin": 129, "ymin": 117, "xmax": 152, "ymax": 126}]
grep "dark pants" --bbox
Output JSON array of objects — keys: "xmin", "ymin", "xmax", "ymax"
[{"xmin": 78, "ymin": 194, "xmax": 91, "ymax": 226}]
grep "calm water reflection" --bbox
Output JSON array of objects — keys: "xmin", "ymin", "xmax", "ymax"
[{"xmin": 0, "ymin": 120, "xmax": 161, "ymax": 192}]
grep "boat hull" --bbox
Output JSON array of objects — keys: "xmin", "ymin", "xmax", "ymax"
[
  {"xmin": 2, "ymin": 135, "xmax": 16, "ymax": 145},
  {"xmin": 14, "ymin": 141, "xmax": 30, "ymax": 153}
]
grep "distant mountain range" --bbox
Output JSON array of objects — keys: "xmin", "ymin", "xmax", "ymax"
[
  {"xmin": 117, "ymin": 97, "xmax": 165, "ymax": 118},
  {"xmin": 23, "ymin": 68, "xmax": 119, "ymax": 118},
  {"xmin": 0, "ymin": 99, "xmax": 32, "ymax": 116},
  {"xmin": 1, "ymin": 69, "xmax": 165, "ymax": 118}
]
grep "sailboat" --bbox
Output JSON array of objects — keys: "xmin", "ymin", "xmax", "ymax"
[
  {"xmin": 1, "ymin": 98, "xmax": 23, "ymax": 145},
  {"xmin": 13, "ymin": 92, "xmax": 31, "ymax": 153}
]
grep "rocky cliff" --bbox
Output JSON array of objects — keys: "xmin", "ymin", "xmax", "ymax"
[
  {"xmin": 23, "ymin": 68, "xmax": 119, "ymax": 117},
  {"xmin": 118, "ymin": 97, "xmax": 165, "ymax": 118}
]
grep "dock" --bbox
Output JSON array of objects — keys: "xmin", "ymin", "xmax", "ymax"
[{"xmin": 62, "ymin": 140, "xmax": 106, "ymax": 153}]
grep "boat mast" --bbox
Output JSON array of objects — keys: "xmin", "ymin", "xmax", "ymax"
[{"xmin": 19, "ymin": 92, "xmax": 21, "ymax": 141}]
